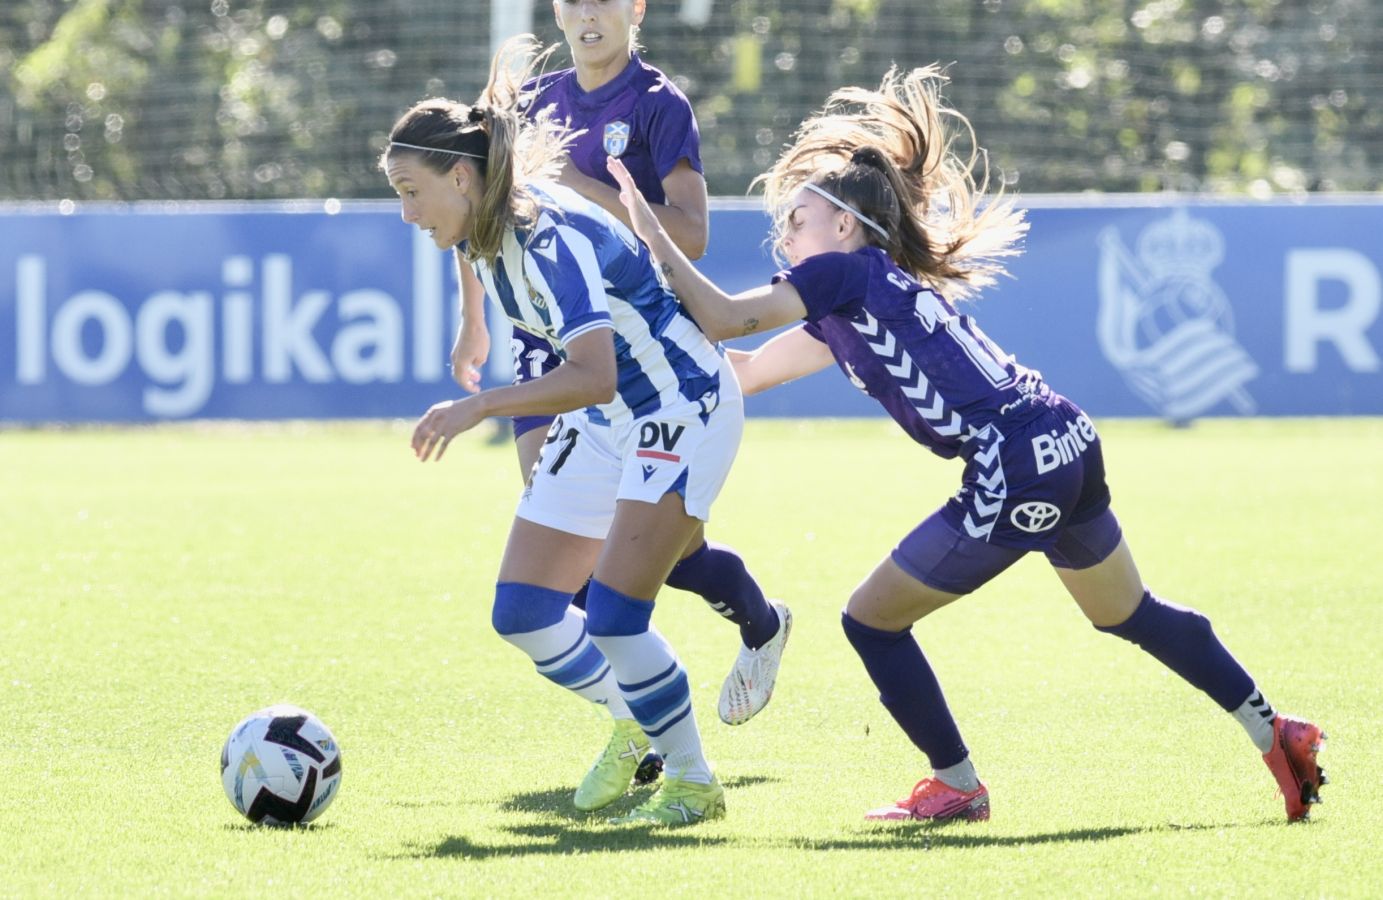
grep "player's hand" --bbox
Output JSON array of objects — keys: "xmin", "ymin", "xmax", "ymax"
[
  {"xmin": 606, "ymin": 156, "xmax": 659, "ymax": 241},
  {"xmin": 450, "ymin": 321, "xmax": 489, "ymax": 393},
  {"xmin": 412, "ymin": 397, "xmax": 485, "ymax": 462}
]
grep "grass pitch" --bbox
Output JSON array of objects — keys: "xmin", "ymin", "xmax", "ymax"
[{"xmin": 1, "ymin": 417, "xmax": 1379, "ymax": 897}]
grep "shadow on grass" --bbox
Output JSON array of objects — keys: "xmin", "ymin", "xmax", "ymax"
[
  {"xmin": 390, "ymin": 775, "xmax": 778, "ymax": 859},
  {"xmin": 420, "ymin": 822, "xmax": 734, "ymax": 858},
  {"xmin": 794, "ymin": 819, "xmax": 1240, "ymax": 852},
  {"xmin": 220, "ymin": 821, "xmax": 338, "ymax": 832},
  {"xmin": 404, "ymin": 822, "xmax": 1164, "ymax": 861},
  {"xmin": 395, "ymin": 776, "xmax": 1221, "ymax": 860},
  {"xmin": 497, "ymin": 774, "xmax": 779, "ymax": 820}
]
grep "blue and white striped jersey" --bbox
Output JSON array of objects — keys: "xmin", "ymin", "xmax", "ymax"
[{"xmin": 472, "ymin": 182, "xmax": 722, "ymax": 426}]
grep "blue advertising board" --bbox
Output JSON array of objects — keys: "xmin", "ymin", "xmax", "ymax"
[{"xmin": 1, "ymin": 196, "xmax": 1379, "ymax": 422}]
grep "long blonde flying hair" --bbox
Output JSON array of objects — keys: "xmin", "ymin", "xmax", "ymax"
[{"xmin": 756, "ymin": 65, "xmax": 1028, "ymax": 299}]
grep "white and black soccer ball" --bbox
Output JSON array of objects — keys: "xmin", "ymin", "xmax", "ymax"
[{"xmin": 220, "ymin": 704, "xmax": 342, "ymax": 825}]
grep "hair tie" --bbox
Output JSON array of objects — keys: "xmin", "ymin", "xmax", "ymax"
[
  {"xmin": 467, "ymin": 106, "xmax": 487, "ymax": 125},
  {"xmin": 851, "ymin": 147, "xmax": 885, "ymax": 169}
]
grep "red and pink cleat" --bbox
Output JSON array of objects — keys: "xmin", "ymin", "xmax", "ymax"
[
  {"xmin": 864, "ymin": 777, "xmax": 990, "ymax": 823},
  {"xmin": 1263, "ymin": 714, "xmax": 1327, "ymax": 821}
]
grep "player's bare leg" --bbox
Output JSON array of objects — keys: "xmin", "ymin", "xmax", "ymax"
[
  {"xmin": 592, "ymin": 494, "xmax": 725, "ymax": 825},
  {"xmin": 514, "ymin": 425, "xmax": 547, "ymax": 483}
]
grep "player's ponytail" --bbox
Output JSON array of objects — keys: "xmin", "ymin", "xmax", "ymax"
[
  {"xmin": 466, "ymin": 103, "xmax": 516, "ymax": 263},
  {"xmin": 382, "ymin": 35, "xmax": 571, "ymax": 264},
  {"xmin": 757, "ymin": 66, "xmax": 1027, "ymax": 299},
  {"xmin": 465, "ymin": 35, "xmax": 571, "ymax": 263}
]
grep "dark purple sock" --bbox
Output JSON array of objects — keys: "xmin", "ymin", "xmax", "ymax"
[
  {"xmin": 841, "ymin": 612, "xmax": 969, "ymax": 770},
  {"xmin": 1097, "ymin": 590, "xmax": 1254, "ymax": 711},
  {"xmin": 666, "ymin": 542, "xmax": 777, "ymax": 648},
  {"xmin": 570, "ymin": 580, "xmax": 589, "ymax": 612}
]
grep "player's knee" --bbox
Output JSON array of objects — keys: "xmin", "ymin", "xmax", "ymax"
[
  {"xmin": 491, "ymin": 582, "xmax": 572, "ymax": 637},
  {"xmin": 1096, "ymin": 589, "xmax": 1214, "ymax": 648},
  {"xmin": 841, "ymin": 609, "xmax": 910, "ymax": 650},
  {"xmin": 584, "ymin": 579, "xmax": 654, "ymax": 637}
]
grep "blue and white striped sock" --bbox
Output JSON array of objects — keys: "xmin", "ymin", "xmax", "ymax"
[
  {"xmin": 492, "ymin": 582, "xmax": 631, "ymax": 718},
  {"xmin": 586, "ymin": 579, "xmax": 711, "ymax": 784}
]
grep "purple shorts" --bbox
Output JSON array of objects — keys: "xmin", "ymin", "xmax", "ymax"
[
  {"xmin": 893, "ymin": 393, "xmax": 1122, "ymax": 595},
  {"xmin": 511, "ymin": 329, "xmax": 561, "ymax": 439}
]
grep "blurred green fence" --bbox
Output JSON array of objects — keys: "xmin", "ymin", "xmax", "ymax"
[{"xmin": 2, "ymin": 0, "xmax": 1378, "ymax": 201}]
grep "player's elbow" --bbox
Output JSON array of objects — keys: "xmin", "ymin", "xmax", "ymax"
[
  {"xmin": 670, "ymin": 214, "xmax": 708, "ymax": 261},
  {"xmin": 736, "ymin": 371, "xmax": 768, "ymax": 396},
  {"xmin": 589, "ymin": 377, "xmax": 617, "ymax": 406},
  {"xmin": 682, "ymin": 229, "xmax": 709, "ymax": 262},
  {"xmin": 579, "ymin": 359, "xmax": 619, "ymax": 406},
  {"xmin": 703, "ymin": 314, "xmax": 743, "ymax": 344}
]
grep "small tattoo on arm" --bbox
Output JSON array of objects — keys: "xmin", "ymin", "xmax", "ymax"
[
  {"xmin": 659, "ymin": 262, "xmax": 674, "ymax": 281},
  {"xmin": 741, "ymin": 318, "xmax": 760, "ymax": 335}
]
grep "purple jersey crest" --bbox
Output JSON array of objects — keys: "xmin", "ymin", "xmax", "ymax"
[
  {"xmin": 603, "ymin": 121, "xmax": 631, "ymax": 157},
  {"xmin": 522, "ymin": 53, "xmax": 702, "ymax": 205}
]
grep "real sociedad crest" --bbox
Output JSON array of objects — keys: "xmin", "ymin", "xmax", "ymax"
[
  {"xmin": 603, "ymin": 121, "xmax": 631, "ymax": 157},
  {"xmin": 1096, "ymin": 209, "xmax": 1258, "ymax": 423}
]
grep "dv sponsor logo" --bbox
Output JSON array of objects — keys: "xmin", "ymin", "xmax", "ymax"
[{"xmin": 636, "ymin": 421, "xmax": 685, "ymax": 462}]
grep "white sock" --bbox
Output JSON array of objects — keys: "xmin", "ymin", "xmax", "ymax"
[
  {"xmin": 1232, "ymin": 688, "xmax": 1276, "ymax": 754},
  {"xmin": 934, "ymin": 757, "xmax": 981, "ymax": 793},
  {"xmin": 590, "ymin": 628, "xmax": 712, "ymax": 784},
  {"xmin": 498, "ymin": 608, "xmax": 631, "ymax": 718}
]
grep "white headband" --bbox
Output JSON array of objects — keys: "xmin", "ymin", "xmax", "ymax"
[
  {"xmin": 389, "ymin": 141, "xmax": 486, "ymax": 160},
  {"xmin": 802, "ymin": 182, "xmax": 889, "ymax": 239}
]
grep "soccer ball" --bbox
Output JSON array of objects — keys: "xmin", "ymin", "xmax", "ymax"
[{"xmin": 220, "ymin": 704, "xmax": 342, "ymax": 825}]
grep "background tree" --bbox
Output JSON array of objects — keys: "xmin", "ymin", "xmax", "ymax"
[{"xmin": 2, "ymin": 0, "xmax": 1377, "ymax": 201}]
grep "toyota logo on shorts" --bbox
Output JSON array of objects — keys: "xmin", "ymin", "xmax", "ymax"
[{"xmin": 1010, "ymin": 501, "xmax": 1061, "ymax": 533}]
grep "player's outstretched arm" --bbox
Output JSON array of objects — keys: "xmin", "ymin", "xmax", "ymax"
[
  {"xmin": 607, "ymin": 156, "xmax": 806, "ymax": 341},
  {"xmin": 728, "ymin": 325, "xmax": 836, "ymax": 396}
]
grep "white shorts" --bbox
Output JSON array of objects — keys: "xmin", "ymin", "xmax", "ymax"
[{"xmin": 515, "ymin": 361, "xmax": 745, "ymax": 539}]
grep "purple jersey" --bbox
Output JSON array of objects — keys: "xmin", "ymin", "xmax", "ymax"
[
  {"xmin": 775, "ymin": 246, "xmax": 1114, "ymax": 554},
  {"xmin": 521, "ymin": 53, "xmax": 703, "ymax": 204},
  {"xmin": 504, "ymin": 54, "xmax": 703, "ymax": 436},
  {"xmin": 775, "ymin": 247, "xmax": 1045, "ymax": 461}
]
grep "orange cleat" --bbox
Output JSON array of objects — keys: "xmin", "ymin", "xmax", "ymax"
[
  {"xmin": 864, "ymin": 777, "xmax": 990, "ymax": 823},
  {"xmin": 1263, "ymin": 714, "xmax": 1327, "ymax": 822}
]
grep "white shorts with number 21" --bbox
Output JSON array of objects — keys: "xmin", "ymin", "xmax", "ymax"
[{"xmin": 516, "ymin": 358, "xmax": 744, "ymax": 539}]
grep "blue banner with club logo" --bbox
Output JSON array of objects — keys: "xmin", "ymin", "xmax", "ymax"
[{"xmin": 1, "ymin": 197, "xmax": 1379, "ymax": 422}]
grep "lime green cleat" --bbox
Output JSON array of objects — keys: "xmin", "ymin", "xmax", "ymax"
[
  {"xmin": 609, "ymin": 774, "xmax": 726, "ymax": 826},
  {"xmin": 574, "ymin": 718, "xmax": 651, "ymax": 812}
]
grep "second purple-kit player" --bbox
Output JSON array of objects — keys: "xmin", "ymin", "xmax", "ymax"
[{"xmin": 608, "ymin": 64, "xmax": 1326, "ymax": 825}]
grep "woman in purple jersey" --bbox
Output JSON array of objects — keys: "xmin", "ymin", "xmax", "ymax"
[
  {"xmin": 453, "ymin": 3, "xmax": 792, "ymax": 749},
  {"xmin": 608, "ymin": 66, "xmax": 1326, "ymax": 824}
]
